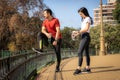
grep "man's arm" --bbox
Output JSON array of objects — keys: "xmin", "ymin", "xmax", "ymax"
[
  {"xmin": 41, "ymin": 26, "xmax": 47, "ymax": 35},
  {"xmin": 55, "ymin": 27, "xmax": 61, "ymax": 41},
  {"xmin": 42, "ymin": 26, "xmax": 51, "ymax": 38}
]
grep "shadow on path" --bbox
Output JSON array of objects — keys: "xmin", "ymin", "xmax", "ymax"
[{"xmin": 61, "ymin": 66, "xmax": 120, "ymax": 74}]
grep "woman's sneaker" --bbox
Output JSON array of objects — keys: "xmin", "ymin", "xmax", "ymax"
[
  {"xmin": 73, "ymin": 69, "xmax": 81, "ymax": 75},
  {"xmin": 82, "ymin": 68, "xmax": 91, "ymax": 73}
]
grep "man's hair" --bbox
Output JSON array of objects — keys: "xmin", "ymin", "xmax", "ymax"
[{"xmin": 44, "ymin": 8, "xmax": 53, "ymax": 16}]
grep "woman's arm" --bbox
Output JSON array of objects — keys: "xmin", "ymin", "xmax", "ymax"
[
  {"xmin": 74, "ymin": 22, "xmax": 90, "ymax": 37},
  {"xmin": 79, "ymin": 22, "xmax": 90, "ymax": 34}
]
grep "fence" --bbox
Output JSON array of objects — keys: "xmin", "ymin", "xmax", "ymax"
[
  {"xmin": 1, "ymin": 48, "xmax": 119, "ymax": 80},
  {"xmin": 0, "ymin": 50, "xmax": 78, "ymax": 80}
]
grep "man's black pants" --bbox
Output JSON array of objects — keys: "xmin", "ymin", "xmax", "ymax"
[{"xmin": 37, "ymin": 32, "xmax": 62, "ymax": 68}]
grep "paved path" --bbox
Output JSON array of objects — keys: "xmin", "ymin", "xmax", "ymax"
[{"xmin": 35, "ymin": 54, "xmax": 120, "ymax": 80}]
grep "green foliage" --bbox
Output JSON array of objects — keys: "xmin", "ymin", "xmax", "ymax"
[
  {"xmin": 61, "ymin": 27, "xmax": 80, "ymax": 49},
  {"xmin": 113, "ymin": 0, "xmax": 120, "ymax": 23},
  {"xmin": 104, "ymin": 24, "xmax": 120, "ymax": 50},
  {"xmin": 90, "ymin": 24, "xmax": 120, "ymax": 51},
  {"xmin": 90, "ymin": 26, "xmax": 100, "ymax": 48}
]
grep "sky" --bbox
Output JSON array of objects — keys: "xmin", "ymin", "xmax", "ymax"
[{"xmin": 43, "ymin": 0, "xmax": 107, "ymax": 29}]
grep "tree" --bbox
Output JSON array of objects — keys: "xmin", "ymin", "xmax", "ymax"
[
  {"xmin": 90, "ymin": 24, "xmax": 120, "ymax": 54},
  {"xmin": 0, "ymin": 0, "xmax": 47, "ymax": 51},
  {"xmin": 61, "ymin": 27, "xmax": 80, "ymax": 49},
  {"xmin": 90, "ymin": 26, "xmax": 100, "ymax": 48},
  {"xmin": 0, "ymin": 0, "xmax": 16, "ymax": 50},
  {"xmin": 104, "ymin": 24, "xmax": 120, "ymax": 52},
  {"xmin": 113, "ymin": 0, "xmax": 120, "ymax": 23}
]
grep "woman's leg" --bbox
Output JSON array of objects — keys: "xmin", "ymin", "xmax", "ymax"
[
  {"xmin": 85, "ymin": 43, "xmax": 90, "ymax": 68},
  {"xmin": 73, "ymin": 38, "xmax": 88, "ymax": 75},
  {"xmin": 82, "ymin": 37, "xmax": 91, "ymax": 73},
  {"xmin": 78, "ymin": 38, "xmax": 88, "ymax": 67}
]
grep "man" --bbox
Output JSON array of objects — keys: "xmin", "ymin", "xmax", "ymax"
[{"xmin": 33, "ymin": 8, "xmax": 62, "ymax": 72}]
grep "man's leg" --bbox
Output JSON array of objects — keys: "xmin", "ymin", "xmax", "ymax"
[
  {"xmin": 34, "ymin": 32, "xmax": 48, "ymax": 52},
  {"xmin": 52, "ymin": 39, "xmax": 62, "ymax": 72}
]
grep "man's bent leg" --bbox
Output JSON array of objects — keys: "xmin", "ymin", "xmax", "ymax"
[{"xmin": 35, "ymin": 32, "xmax": 49, "ymax": 52}]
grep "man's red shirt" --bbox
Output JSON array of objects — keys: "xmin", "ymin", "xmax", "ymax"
[{"xmin": 42, "ymin": 18, "xmax": 62, "ymax": 39}]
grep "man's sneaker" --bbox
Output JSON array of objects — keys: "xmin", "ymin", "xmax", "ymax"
[
  {"xmin": 73, "ymin": 69, "xmax": 81, "ymax": 75},
  {"xmin": 36, "ymin": 49, "xmax": 43, "ymax": 52},
  {"xmin": 82, "ymin": 68, "xmax": 91, "ymax": 73},
  {"xmin": 32, "ymin": 48, "xmax": 43, "ymax": 53},
  {"xmin": 55, "ymin": 67, "xmax": 60, "ymax": 72}
]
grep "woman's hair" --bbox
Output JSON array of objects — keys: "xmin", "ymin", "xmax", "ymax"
[
  {"xmin": 44, "ymin": 8, "xmax": 53, "ymax": 16},
  {"xmin": 78, "ymin": 7, "xmax": 93, "ymax": 25}
]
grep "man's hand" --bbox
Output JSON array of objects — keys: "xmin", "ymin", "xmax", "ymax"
[
  {"xmin": 46, "ymin": 33, "xmax": 52, "ymax": 38},
  {"xmin": 53, "ymin": 40, "xmax": 57, "ymax": 46}
]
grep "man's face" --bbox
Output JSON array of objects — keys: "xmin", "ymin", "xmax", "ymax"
[{"xmin": 43, "ymin": 11, "xmax": 50, "ymax": 19}]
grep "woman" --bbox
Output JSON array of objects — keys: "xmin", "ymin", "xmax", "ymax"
[{"xmin": 73, "ymin": 7, "xmax": 93, "ymax": 75}]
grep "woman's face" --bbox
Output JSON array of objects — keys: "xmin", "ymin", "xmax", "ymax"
[
  {"xmin": 43, "ymin": 11, "xmax": 50, "ymax": 19},
  {"xmin": 79, "ymin": 12, "xmax": 85, "ymax": 18}
]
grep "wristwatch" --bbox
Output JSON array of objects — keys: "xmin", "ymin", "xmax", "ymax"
[{"xmin": 54, "ymin": 39, "xmax": 58, "ymax": 42}]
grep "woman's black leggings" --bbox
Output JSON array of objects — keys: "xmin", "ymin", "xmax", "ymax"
[{"xmin": 78, "ymin": 33, "xmax": 91, "ymax": 66}]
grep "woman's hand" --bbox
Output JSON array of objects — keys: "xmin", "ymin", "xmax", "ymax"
[
  {"xmin": 72, "ymin": 31, "xmax": 80, "ymax": 37},
  {"xmin": 74, "ymin": 31, "xmax": 80, "ymax": 37}
]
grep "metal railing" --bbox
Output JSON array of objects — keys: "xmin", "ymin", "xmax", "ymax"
[
  {"xmin": 0, "ymin": 48, "xmax": 119, "ymax": 80},
  {"xmin": 0, "ymin": 50, "xmax": 78, "ymax": 80}
]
